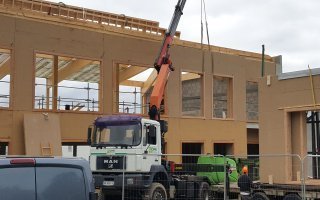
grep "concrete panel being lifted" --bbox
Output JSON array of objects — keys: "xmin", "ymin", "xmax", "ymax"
[{"xmin": 24, "ymin": 113, "xmax": 62, "ymax": 156}]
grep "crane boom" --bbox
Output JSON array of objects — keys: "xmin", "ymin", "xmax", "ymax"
[{"xmin": 149, "ymin": 0, "xmax": 186, "ymax": 120}]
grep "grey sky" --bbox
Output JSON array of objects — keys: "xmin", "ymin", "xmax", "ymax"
[{"xmin": 50, "ymin": 0, "xmax": 320, "ymax": 72}]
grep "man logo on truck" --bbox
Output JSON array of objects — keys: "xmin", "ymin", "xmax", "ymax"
[{"xmin": 104, "ymin": 159, "xmax": 119, "ymax": 164}]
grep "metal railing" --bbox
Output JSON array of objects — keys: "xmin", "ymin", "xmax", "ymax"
[
  {"xmin": 34, "ymin": 82, "xmax": 99, "ymax": 111},
  {"xmin": 115, "ymin": 89, "xmax": 152, "ymax": 115}
]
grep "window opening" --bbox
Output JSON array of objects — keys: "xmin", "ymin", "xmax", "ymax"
[
  {"xmin": 115, "ymin": 64, "xmax": 165, "ymax": 115},
  {"xmin": 0, "ymin": 48, "xmax": 11, "ymax": 108},
  {"xmin": 182, "ymin": 143, "xmax": 203, "ymax": 164},
  {"xmin": 213, "ymin": 76, "xmax": 233, "ymax": 118},
  {"xmin": 34, "ymin": 53, "xmax": 101, "ymax": 112},
  {"xmin": 246, "ymin": 82, "xmax": 258, "ymax": 121},
  {"xmin": 181, "ymin": 72, "xmax": 203, "ymax": 116}
]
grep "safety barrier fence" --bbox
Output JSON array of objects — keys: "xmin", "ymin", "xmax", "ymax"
[{"xmin": 90, "ymin": 153, "xmax": 320, "ymax": 200}]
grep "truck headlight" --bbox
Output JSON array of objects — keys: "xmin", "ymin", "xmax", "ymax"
[{"xmin": 127, "ymin": 178, "xmax": 134, "ymax": 185}]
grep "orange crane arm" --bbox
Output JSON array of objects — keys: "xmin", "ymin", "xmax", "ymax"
[
  {"xmin": 148, "ymin": 0, "xmax": 186, "ymax": 120},
  {"xmin": 149, "ymin": 64, "xmax": 171, "ymax": 120}
]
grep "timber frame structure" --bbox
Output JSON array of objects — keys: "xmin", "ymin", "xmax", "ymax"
[
  {"xmin": 0, "ymin": 0, "xmax": 276, "ymax": 154},
  {"xmin": 0, "ymin": 0, "xmax": 290, "ymax": 181}
]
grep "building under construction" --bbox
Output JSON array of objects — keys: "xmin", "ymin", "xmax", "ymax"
[{"xmin": 1, "ymin": 0, "xmax": 320, "ymax": 184}]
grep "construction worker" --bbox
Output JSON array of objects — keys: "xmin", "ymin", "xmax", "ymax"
[{"xmin": 238, "ymin": 166, "xmax": 253, "ymax": 199}]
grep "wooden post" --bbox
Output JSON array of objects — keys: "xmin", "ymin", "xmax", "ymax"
[
  {"xmin": 53, "ymin": 55, "xmax": 58, "ymax": 110},
  {"xmin": 46, "ymin": 79, "xmax": 51, "ymax": 109}
]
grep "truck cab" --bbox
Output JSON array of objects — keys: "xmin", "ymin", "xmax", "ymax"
[{"xmin": 88, "ymin": 115, "xmax": 169, "ymax": 196}]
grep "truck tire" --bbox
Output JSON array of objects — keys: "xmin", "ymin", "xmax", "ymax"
[
  {"xmin": 283, "ymin": 193, "xmax": 301, "ymax": 200},
  {"xmin": 198, "ymin": 182, "xmax": 210, "ymax": 200},
  {"xmin": 97, "ymin": 190, "xmax": 105, "ymax": 200},
  {"xmin": 144, "ymin": 182, "xmax": 167, "ymax": 200},
  {"xmin": 252, "ymin": 192, "xmax": 269, "ymax": 200},
  {"xmin": 97, "ymin": 189, "xmax": 121, "ymax": 200}
]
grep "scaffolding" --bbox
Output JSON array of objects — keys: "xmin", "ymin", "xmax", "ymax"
[{"xmin": 34, "ymin": 82, "xmax": 99, "ymax": 112}]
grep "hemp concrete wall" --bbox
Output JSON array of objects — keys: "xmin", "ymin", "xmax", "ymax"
[
  {"xmin": 260, "ymin": 74, "xmax": 320, "ymax": 183},
  {"xmin": 0, "ymin": 12, "xmax": 276, "ymax": 157}
]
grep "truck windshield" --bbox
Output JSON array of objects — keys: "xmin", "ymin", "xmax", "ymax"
[{"xmin": 93, "ymin": 124, "xmax": 141, "ymax": 147}]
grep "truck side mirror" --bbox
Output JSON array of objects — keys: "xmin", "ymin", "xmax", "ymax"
[{"xmin": 87, "ymin": 127, "xmax": 92, "ymax": 145}]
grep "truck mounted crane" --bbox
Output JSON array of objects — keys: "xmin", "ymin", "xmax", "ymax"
[
  {"xmin": 87, "ymin": 1, "xmax": 234, "ymax": 200},
  {"xmin": 149, "ymin": 0, "xmax": 186, "ymax": 121}
]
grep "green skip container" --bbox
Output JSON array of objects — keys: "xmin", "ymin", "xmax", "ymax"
[{"xmin": 196, "ymin": 156, "xmax": 239, "ymax": 185}]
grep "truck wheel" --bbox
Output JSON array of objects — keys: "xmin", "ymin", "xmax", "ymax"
[
  {"xmin": 198, "ymin": 182, "xmax": 210, "ymax": 200},
  {"xmin": 97, "ymin": 190, "xmax": 118, "ymax": 200},
  {"xmin": 252, "ymin": 192, "xmax": 269, "ymax": 200},
  {"xmin": 283, "ymin": 193, "xmax": 301, "ymax": 200},
  {"xmin": 144, "ymin": 182, "xmax": 167, "ymax": 200},
  {"xmin": 97, "ymin": 190, "xmax": 105, "ymax": 200}
]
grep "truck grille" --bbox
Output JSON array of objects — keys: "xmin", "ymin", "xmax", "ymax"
[{"xmin": 96, "ymin": 156, "xmax": 126, "ymax": 170}]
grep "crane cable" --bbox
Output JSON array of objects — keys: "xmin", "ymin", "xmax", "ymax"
[
  {"xmin": 200, "ymin": 0, "xmax": 204, "ymax": 72},
  {"xmin": 200, "ymin": 0, "xmax": 215, "ymax": 74}
]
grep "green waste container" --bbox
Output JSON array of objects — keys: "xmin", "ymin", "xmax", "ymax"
[{"xmin": 196, "ymin": 156, "xmax": 239, "ymax": 185}]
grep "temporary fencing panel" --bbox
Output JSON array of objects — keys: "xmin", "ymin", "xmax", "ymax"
[{"xmin": 94, "ymin": 153, "xmax": 319, "ymax": 200}]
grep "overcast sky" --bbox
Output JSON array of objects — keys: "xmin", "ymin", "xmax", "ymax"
[{"xmin": 50, "ymin": 0, "xmax": 320, "ymax": 73}]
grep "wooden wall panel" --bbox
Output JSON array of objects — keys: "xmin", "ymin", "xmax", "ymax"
[{"xmin": 24, "ymin": 113, "xmax": 62, "ymax": 156}]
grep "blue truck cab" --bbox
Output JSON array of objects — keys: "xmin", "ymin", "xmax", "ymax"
[{"xmin": 0, "ymin": 157, "xmax": 97, "ymax": 200}]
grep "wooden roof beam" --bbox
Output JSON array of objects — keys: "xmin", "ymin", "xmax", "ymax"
[
  {"xmin": 120, "ymin": 80, "xmax": 144, "ymax": 88},
  {"xmin": 0, "ymin": 57, "xmax": 10, "ymax": 80},
  {"xmin": 141, "ymin": 69, "xmax": 157, "ymax": 95},
  {"xmin": 181, "ymin": 73, "xmax": 201, "ymax": 81},
  {"xmin": 119, "ymin": 66, "xmax": 147, "ymax": 82},
  {"xmin": 49, "ymin": 59, "xmax": 92, "ymax": 83}
]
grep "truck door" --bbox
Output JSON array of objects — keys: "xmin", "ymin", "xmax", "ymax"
[
  {"xmin": 143, "ymin": 124, "xmax": 161, "ymax": 171},
  {"xmin": 0, "ymin": 166, "xmax": 36, "ymax": 200},
  {"xmin": 35, "ymin": 165, "xmax": 87, "ymax": 200}
]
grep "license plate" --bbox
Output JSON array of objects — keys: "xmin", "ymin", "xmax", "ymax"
[{"xmin": 103, "ymin": 181, "xmax": 114, "ymax": 186}]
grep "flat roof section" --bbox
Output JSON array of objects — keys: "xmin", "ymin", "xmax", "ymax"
[{"xmin": 278, "ymin": 68, "xmax": 320, "ymax": 80}]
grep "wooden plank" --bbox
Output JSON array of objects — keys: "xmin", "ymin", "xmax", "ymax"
[{"xmin": 23, "ymin": 113, "xmax": 62, "ymax": 156}]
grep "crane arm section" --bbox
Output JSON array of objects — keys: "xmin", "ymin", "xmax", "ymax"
[{"xmin": 149, "ymin": 0, "xmax": 186, "ymax": 120}]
